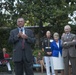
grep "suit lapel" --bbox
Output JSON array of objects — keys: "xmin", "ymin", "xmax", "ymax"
[
  {"xmin": 24, "ymin": 28, "xmax": 27, "ymax": 34},
  {"xmin": 54, "ymin": 40, "xmax": 61, "ymax": 49},
  {"xmin": 16, "ymin": 28, "xmax": 19, "ymax": 34}
]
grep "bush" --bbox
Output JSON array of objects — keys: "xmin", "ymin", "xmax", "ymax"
[{"xmin": 33, "ymin": 49, "xmax": 44, "ymax": 57}]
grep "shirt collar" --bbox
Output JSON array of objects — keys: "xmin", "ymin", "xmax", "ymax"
[
  {"xmin": 18, "ymin": 27, "xmax": 25, "ymax": 32},
  {"xmin": 18, "ymin": 27, "xmax": 24, "ymax": 30},
  {"xmin": 66, "ymin": 32, "xmax": 70, "ymax": 35}
]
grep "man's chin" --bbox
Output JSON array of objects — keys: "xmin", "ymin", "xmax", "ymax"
[{"xmin": 18, "ymin": 25, "xmax": 24, "ymax": 28}]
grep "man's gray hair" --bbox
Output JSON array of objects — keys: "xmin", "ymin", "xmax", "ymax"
[
  {"xmin": 17, "ymin": 18, "xmax": 25, "ymax": 22},
  {"xmin": 64, "ymin": 25, "xmax": 71, "ymax": 29}
]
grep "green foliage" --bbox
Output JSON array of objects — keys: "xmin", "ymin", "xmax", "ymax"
[
  {"xmin": 0, "ymin": 0, "xmax": 76, "ymax": 50},
  {"xmin": 0, "ymin": 28, "xmax": 12, "ymax": 51},
  {"xmin": 0, "ymin": 0, "xmax": 76, "ymax": 28},
  {"xmin": 33, "ymin": 49, "xmax": 44, "ymax": 57}
]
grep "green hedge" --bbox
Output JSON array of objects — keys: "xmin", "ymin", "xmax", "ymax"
[
  {"xmin": 33, "ymin": 48, "xmax": 44, "ymax": 57},
  {"xmin": 0, "ymin": 28, "xmax": 13, "ymax": 53}
]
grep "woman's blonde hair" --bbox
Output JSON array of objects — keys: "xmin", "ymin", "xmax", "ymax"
[{"xmin": 53, "ymin": 32, "xmax": 59, "ymax": 38}]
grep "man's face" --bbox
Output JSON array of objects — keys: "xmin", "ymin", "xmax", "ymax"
[
  {"xmin": 17, "ymin": 18, "xmax": 25, "ymax": 28},
  {"xmin": 64, "ymin": 26, "xmax": 71, "ymax": 33},
  {"xmin": 46, "ymin": 31, "xmax": 51, "ymax": 38}
]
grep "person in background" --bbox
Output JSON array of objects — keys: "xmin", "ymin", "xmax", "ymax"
[
  {"xmin": 42, "ymin": 31, "xmax": 55, "ymax": 75},
  {"xmin": 51, "ymin": 32, "xmax": 64, "ymax": 75},
  {"xmin": 61, "ymin": 25, "xmax": 76, "ymax": 75},
  {"xmin": 62, "ymin": 33, "xmax": 71, "ymax": 75},
  {"xmin": 3, "ymin": 48, "xmax": 10, "ymax": 58},
  {"xmin": 36, "ymin": 52, "xmax": 45, "ymax": 73},
  {"xmin": 2, "ymin": 48, "xmax": 12, "ymax": 72}
]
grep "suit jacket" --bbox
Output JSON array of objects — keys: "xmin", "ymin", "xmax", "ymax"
[
  {"xmin": 8, "ymin": 28, "xmax": 35, "ymax": 62},
  {"xmin": 61, "ymin": 33, "xmax": 76, "ymax": 57},
  {"xmin": 42, "ymin": 38, "xmax": 53, "ymax": 56},
  {"xmin": 51, "ymin": 40, "xmax": 62, "ymax": 57}
]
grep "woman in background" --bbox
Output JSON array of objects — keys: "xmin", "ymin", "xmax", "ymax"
[
  {"xmin": 51, "ymin": 32, "xmax": 64, "ymax": 75},
  {"xmin": 36, "ymin": 52, "xmax": 45, "ymax": 73},
  {"xmin": 2, "ymin": 48, "xmax": 10, "ymax": 58},
  {"xmin": 2, "ymin": 48, "xmax": 12, "ymax": 72}
]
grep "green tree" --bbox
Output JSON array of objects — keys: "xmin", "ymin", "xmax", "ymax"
[
  {"xmin": 0, "ymin": 0, "xmax": 76, "ymax": 28},
  {"xmin": 0, "ymin": 0, "xmax": 76, "ymax": 49}
]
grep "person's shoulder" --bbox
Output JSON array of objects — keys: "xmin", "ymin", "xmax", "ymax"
[
  {"xmin": 44, "ymin": 38, "xmax": 47, "ymax": 40},
  {"xmin": 61, "ymin": 33, "xmax": 66, "ymax": 38},
  {"xmin": 10, "ymin": 28, "xmax": 17, "ymax": 32},
  {"xmin": 43, "ymin": 38, "xmax": 48, "ymax": 41},
  {"xmin": 50, "ymin": 40, "xmax": 54, "ymax": 45},
  {"xmin": 50, "ymin": 39, "xmax": 54, "ymax": 42},
  {"xmin": 70, "ymin": 33, "xmax": 75, "ymax": 37},
  {"xmin": 50, "ymin": 40, "xmax": 54, "ymax": 46},
  {"xmin": 25, "ymin": 28, "xmax": 33, "ymax": 32},
  {"xmin": 59, "ymin": 39, "xmax": 61, "ymax": 42}
]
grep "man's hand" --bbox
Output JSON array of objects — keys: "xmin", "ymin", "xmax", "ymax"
[
  {"xmin": 72, "ymin": 40, "xmax": 76, "ymax": 42},
  {"xmin": 21, "ymin": 34, "xmax": 28, "ymax": 39},
  {"xmin": 47, "ymin": 52, "xmax": 52, "ymax": 55},
  {"xmin": 17, "ymin": 32, "xmax": 22, "ymax": 38},
  {"xmin": 17, "ymin": 32, "xmax": 28, "ymax": 39},
  {"xmin": 63, "ymin": 42, "xmax": 68, "ymax": 45}
]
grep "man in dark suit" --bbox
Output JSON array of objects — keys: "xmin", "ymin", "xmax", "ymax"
[
  {"xmin": 8, "ymin": 18, "xmax": 35, "ymax": 75},
  {"xmin": 61, "ymin": 25, "xmax": 76, "ymax": 75}
]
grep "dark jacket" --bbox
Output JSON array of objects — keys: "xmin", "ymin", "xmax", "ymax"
[
  {"xmin": 42, "ymin": 38, "xmax": 53, "ymax": 56},
  {"xmin": 8, "ymin": 28, "xmax": 35, "ymax": 62}
]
